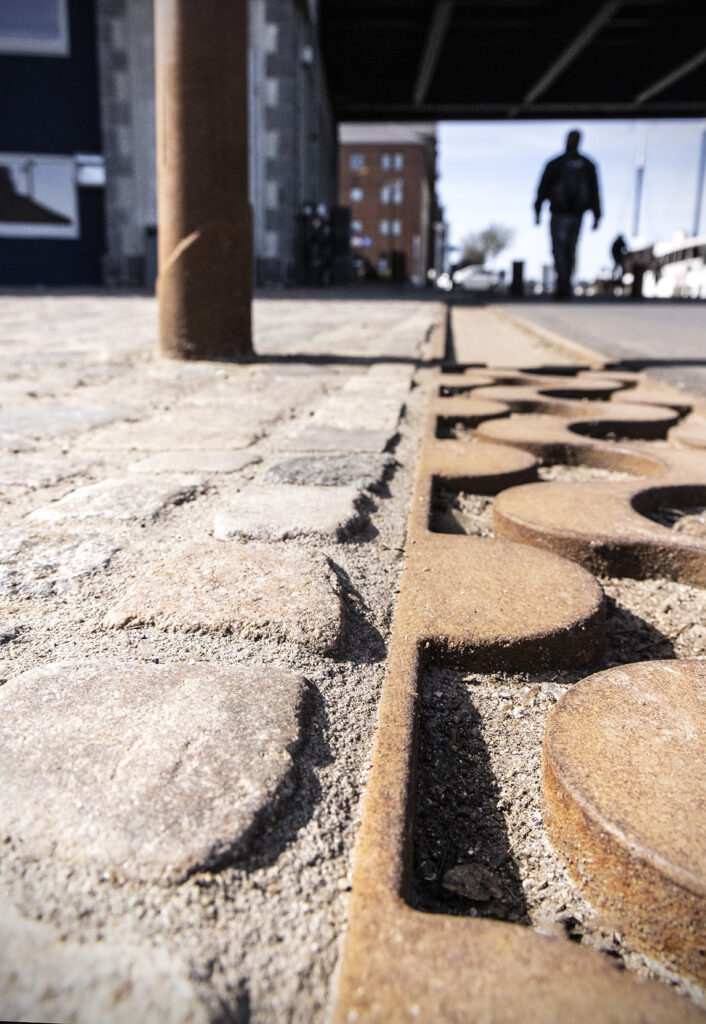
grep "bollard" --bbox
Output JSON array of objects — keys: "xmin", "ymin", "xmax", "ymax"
[
  {"xmin": 155, "ymin": 0, "xmax": 253, "ymax": 360},
  {"xmin": 511, "ymin": 260, "xmax": 524, "ymax": 296}
]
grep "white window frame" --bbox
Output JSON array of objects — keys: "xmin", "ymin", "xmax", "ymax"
[
  {"xmin": 381, "ymin": 153, "xmax": 391, "ymax": 170},
  {"xmin": 0, "ymin": 0, "xmax": 70, "ymax": 56},
  {"xmin": 350, "ymin": 219, "xmax": 363, "ymax": 233},
  {"xmin": 380, "ymin": 220, "xmax": 390, "ymax": 236},
  {"xmin": 349, "ymin": 187, "xmax": 363, "ymax": 202},
  {"xmin": 381, "ymin": 182, "xmax": 403, "ymax": 204},
  {"xmin": 349, "ymin": 153, "xmax": 365, "ymax": 171},
  {"xmin": 393, "ymin": 153, "xmax": 404, "ymax": 170},
  {"xmin": 391, "ymin": 219, "xmax": 402, "ymax": 236}
]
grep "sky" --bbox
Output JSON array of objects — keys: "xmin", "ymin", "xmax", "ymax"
[{"xmin": 437, "ymin": 119, "xmax": 706, "ymax": 283}]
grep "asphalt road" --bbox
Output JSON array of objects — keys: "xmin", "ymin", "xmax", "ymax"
[{"xmin": 494, "ymin": 299, "xmax": 706, "ymax": 400}]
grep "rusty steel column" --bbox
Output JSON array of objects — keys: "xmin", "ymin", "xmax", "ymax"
[{"xmin": 155, "ymin": 0, "xmax": 252, "ymax": 360}]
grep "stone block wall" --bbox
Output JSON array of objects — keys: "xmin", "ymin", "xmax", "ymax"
[
  {"xmin": 96, "ymin": 0, "xmax": 337, "ymax": 288},
  {"xmin": 95, "ymin": 0, "xmax": 156, "ymax": 287}
]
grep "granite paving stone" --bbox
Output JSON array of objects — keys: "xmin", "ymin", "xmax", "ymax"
[
  {"xmin": 0, "ymin": 528, "xmax": 117, "ymax": 598},
  {"xmin": 308, "ymin": 391, "xmax": 404, "ymax": 434},
  {"xmin": 213, "ymin": 484, "xmax": 365, "ymax": 540},
  {"xmin": 0, "ymin": 661, "xmax": 307, "ymax": 882},
  {"xmin": 0, "ymin": 452, "xmax": 98, "ymax": 488},
  {"xmin": 0, "ymin": 902, "xmax": 207, "ymax": 1024},
  {"xmin": 104, "ymin": 539, "xmax": 345, "ymax": 653},
  {"xmin": 263, "ymin": 453, "xmax": 394, "ymax": 490},
  {"xmin": 277, "ymin": 426, "xmax": 392, "ymax": 454},
  {"xmin": 182, "ymin": 374, "xmax": 325, "ymax": 414},
  {"xmin": 29, "ymin": 476, "xmax": 204, "ymax": 524},
  {"xmin": 128, "ymin": 450, "xmax": 261, "ymax": 475},
  {"xmin": 0, "ymin": 402, "xmax": 130, "ymax": 442},
  {"xmin": 77, "ymin": 410, "xmax": 261, "ymax": 452},
  {"xmin": 0, "ymin": 434, "xmax": 35, "ymax": 452}
]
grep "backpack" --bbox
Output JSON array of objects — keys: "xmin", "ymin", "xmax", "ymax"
[{"xmin": 551, "ymin": 156, "xmax": 591, "ymax": 214}]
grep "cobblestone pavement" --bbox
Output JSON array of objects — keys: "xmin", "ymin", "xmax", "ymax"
[
  {"xmin": 2, "ymin": 293, "xmax": 705, "ymax": 1023},
  {"xmin": 0, "ymin": 291, "xmax": 443, "ymax": 1023}
]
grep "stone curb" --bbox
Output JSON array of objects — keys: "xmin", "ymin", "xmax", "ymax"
[{"xmin": 487, "ymin": 305, "xmax": 609, "ymax": 369}]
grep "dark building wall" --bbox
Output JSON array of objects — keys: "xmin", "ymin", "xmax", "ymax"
[
  {"xmin": 0, "ymin": 0, "xmax": 102, "ymax": 153},
  {"xmin": 250, "ymin": 0, "xmax": 338, "ymax": 286},
  {"xmin": 0, "ymin": 190, "xmax": 105, "ymax": 285},
  {"xmin": 0, "ymin": 0, "xmax": 105, "ymax": 284},
  {"xmin": 95, "ymin": 0, "xmax": 157, "ymax": 287}
]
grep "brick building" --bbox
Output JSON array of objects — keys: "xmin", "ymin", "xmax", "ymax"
[{"xmin": 338, "ymin": 123, "xmax": 441, "ymax": 285}]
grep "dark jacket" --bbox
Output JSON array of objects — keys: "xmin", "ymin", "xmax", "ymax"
[{"xmin": 535, "ymin": 152, "xmax": 601, "ymax": 219}]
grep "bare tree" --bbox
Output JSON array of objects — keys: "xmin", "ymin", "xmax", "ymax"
[{"xmin": 460, "ymin": 223, "xmax": 515, "ymax": 266}]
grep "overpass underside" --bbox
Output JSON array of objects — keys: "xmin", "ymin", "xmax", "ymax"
[{"xmin": 321, "ymin": 0, "xmax": 706, "ymax": 121}]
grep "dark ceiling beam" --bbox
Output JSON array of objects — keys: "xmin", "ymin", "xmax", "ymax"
[
  {"xmin": 507, "ymin": 0, "xmax": 625, "ymax": 117},
  {"xmin": 412, "ymin": 0, "xmax": 455, "ymax": 104},
  {"xmin": 634, "ymin": 47, "xmax": 706, "ymax": 104},
  {"xmin": 336, "ymin": 100, "xmax": 706, "ymax": 119}
]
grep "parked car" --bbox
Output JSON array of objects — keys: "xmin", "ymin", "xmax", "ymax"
[{"xmin": 451, "ymin": 264, "xmax": 502, "ymax": 292}]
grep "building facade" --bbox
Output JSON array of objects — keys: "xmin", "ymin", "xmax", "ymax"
[
  {"xmin": 338, "ymin": 123, "xmax": 441, "ymax": 285},
  {"xmin": 0, "ymin": 0, "xmax": 106, "ymax": 285},
  {"xmin": 0, "ymin": 0, "xmax": 337, "ymax": 288}
]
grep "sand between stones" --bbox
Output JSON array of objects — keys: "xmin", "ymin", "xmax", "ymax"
[
  {"xmin": 103, "ymin": 539, "xmax": 346, "ymax": 653},
  {"xmin": 0, "ymin": 661, "xmax": 307, "ymax": 883},
  {"xmin": 0, "ymin": 902, "xmax": 207, "ymax": 1024}
]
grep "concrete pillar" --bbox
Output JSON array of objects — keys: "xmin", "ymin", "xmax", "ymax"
[{"xmin": 155, "ymin": 0, "xmax": 252, "ymax": 360}]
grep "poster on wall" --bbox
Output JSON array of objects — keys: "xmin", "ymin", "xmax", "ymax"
[{"xmin": 0, "ymin": 153, "xmax": 78, "ymax": 239}]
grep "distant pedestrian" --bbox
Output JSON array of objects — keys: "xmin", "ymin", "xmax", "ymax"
[
  {"xmin": 534, "ymin": 130, "xmax": 602, "ymax": 298},
  {"xmin": 611, "ymin": 234, "xmax": 628, "ymax": 283}
]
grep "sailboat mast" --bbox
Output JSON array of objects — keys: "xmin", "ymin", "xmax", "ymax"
[
  {"xmin": 692, "ymin": 124, "xmax": 706, "ymax": 238},
  {"xmin": 632, "ymin": 124, "xmax": 647, "ymax": 239}
]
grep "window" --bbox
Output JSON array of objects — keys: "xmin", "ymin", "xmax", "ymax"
[
  {"xmin": 75, "ymin": 154, "xmax": 106, "ymax": 187},
  {"xmin": 393, "ymin": 153, "xmax": 404, "ymax": 170},
  {"xmin": 380, "ymin": 182, "xmax": 403, "ymax": 204},
  {"xmin": 381, "ymin": 219, "xmax": 401, "ymax": 237},
  {"xmin": 349, "ymin": 153, "xmax": 365, "ymax": 171},
  {"xmin": 351, "ymin": 219, "xmax": 363, "ymax": 234},
  {"xmin": 349, "ymin": 187, "xmax": 363, "ymax": 202},
  {"xmin": 381, "ymin": 153, "xmax": 391, "ymax": 170},
  {"xmin": 0, "ymin": 0, "xmax": 69, "ymax": 56}
]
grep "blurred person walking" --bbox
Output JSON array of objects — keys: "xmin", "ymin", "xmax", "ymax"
[
  {"xmin": 534, "ymin": 130, "xmax": 602, "ymax": 298},
  {"xmin": 611, "ymin": 233, "xmax": 628, "ymax": 289}
]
